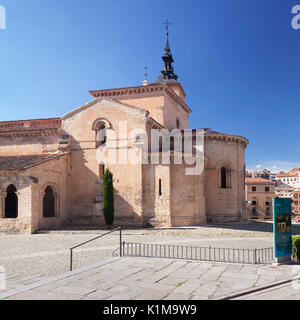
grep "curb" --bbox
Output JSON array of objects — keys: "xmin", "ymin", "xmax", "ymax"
[{"xmin": 215, "ymin": 276, "xmax": 300, "ymax": 300}]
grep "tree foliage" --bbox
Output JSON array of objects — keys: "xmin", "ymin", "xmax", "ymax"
[{"xmin": 103, "ymin": 169, "xmax": 114, "ymax": 226}]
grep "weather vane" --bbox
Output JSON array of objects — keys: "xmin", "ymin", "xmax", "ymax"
[
  {"xmin": 144, "ymin": 66, "xmax": 148, "ymax": 80},
  {"xmin": 163, "ymin": 19, "xmax": 172, "ymax": 34}
]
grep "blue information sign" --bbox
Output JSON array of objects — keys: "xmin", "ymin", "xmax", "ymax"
[{"xmin": 273, "ymin": 198, "xmax": 292, "ymax": 260}]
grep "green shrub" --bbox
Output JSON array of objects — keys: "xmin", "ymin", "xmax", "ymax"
[
  {"xmin": 103, "ymin": 169, "xmax": 114, "ymax": 226},
  {"xmin": 292, "ymin": 236, "xmax": 300, "ymax": 259}
]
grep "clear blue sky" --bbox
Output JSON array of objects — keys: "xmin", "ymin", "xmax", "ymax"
[{"xmin": 0, "ymin": 0, "xmax": 300, "ymax": 172}]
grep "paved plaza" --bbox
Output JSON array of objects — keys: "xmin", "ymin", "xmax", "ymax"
[
  {"xmin": 1, "ymin": 257, "xmax": 300, "ymax": 300},
  {"xmin": 0, "ymin": 221, "xmax": 299, "ymax": 300}
]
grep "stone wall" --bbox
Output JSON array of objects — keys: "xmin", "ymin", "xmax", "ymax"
[
  {"xmin": 170, "ymin": 162, "xmax": 206, "ymax": 226},
  {"xmin": 62, "ymin": 99, "xmax": 149, "ymax": 226},
  {"xmin": 0, "ymin": 155, "xmax": 68, "ymax": 234},
  {"xmin": 0, "ymin": 134, "xmax": 60, "ymax": 155},
  {"xmin": 116, "ymin": 90, "xmax": 189, "ymax": 130},
  {"xmin": 204, "ymin": 135, "xmax": 247, "ymax": 223},
  {"xmin": 26, "ymin": 155, "xmax": 68, "ymax": 231}
]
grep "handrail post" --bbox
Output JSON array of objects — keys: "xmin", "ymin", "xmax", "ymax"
[
  {"xmin": 120, "ymin": 227, "xmax": 122, "ymax": 257},
  {"xmin": 70, "ymin": 248, "xmax": 73, "ymax": 271}
]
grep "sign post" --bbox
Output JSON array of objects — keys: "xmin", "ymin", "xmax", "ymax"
[{"xmin": 273, "ymin": 198, "xmax": 292, "ymax": 264}]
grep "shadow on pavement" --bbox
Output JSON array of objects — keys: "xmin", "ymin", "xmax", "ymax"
[{"xmin": 204, "ymin": 221, "xmax": 300, "ymax": 236}]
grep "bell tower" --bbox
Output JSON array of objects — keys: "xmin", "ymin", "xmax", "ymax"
[{"xmin": 155, "ymin": 19, "xmax": 178, "ymax": 83}]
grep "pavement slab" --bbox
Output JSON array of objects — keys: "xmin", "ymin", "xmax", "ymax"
[
  {"xmin": 1, "ymin": 257, "xmax": 299, "ymax": 300},
  {"xmin": 0, "ymin": 224, "xmax": 299, "ymax": 300}
]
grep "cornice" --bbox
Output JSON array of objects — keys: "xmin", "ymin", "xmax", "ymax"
[
  {"xmin": 204, "ymin": 132, "xmax": 249, "ymax": 148},
  {"xmin": 89, "ymin": 83, "xmax": 192, "ymax": 115},
  {"xmin": 0, "ymin": 129, "xmax": 61, "ymax": 138}
]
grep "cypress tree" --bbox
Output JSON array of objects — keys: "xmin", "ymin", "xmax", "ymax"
[{"xmin": 102, "ymin": 169, "xmax": 114, "ymax": 226}]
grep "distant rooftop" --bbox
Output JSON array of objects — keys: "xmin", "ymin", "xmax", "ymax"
[{"xmin": 246, "ymin": 177, "xmax": 275, "ymax": 185}]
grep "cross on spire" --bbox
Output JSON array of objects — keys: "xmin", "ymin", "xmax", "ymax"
[{"xmin": 163, "ymin": 19, "xmax": 172, "ymax": 34}]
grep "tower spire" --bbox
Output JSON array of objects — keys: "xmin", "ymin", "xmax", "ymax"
[{"xmin": 156, "ymin": 19, "xmax": 178, "ymax": 83}]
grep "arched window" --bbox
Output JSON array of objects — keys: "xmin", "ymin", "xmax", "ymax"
[
  {"xmin": 92, "ymin": 118, "xmax": 112, "ymax": 149},
  {"xmin": 43, "ymin": 186, "xmax": 55, "ymax": 218},
  {"xmin": 5, "ymin": 185, "xmax": 18, "ymax": 218},
  {"xmin": 221, "ymin": 167, "xmax": 227, "ymax": 189},
  {"xmin": 219, "ymin": 164, "xmax": 231, "ymax": 189},
  {"xmin": 96, "ymin": 125, "xmax": 107, "ymax": 148}
]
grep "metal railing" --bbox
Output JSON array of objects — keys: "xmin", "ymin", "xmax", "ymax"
[
  {"xmin": 122, "ymin": 242, "xmax": 274, "ymax": 265},
  {"xmin": 69, "ymin": 227, "xmax": 122, "ymax": 271}
]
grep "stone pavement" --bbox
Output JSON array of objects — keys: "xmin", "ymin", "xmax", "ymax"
[
  {"xmin": 1, "ymin": 257, "xmax": 299, "ymax": 300},
  {"xmin": 0, "ymin": 230, "xmax": 274, "ymax": 294}
]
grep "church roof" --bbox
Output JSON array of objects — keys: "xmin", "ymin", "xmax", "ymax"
[
  {"xmin": 0, "ymin": 154, "xmax": 66, "ymax": 172},
  {"xmin": 0, "ymin": 118, "xmax": 61, "ymax": 135}
]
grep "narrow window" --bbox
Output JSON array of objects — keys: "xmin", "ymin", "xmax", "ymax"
[
  {"xmin": 252, "ymin": 186, "xmax": 256, "ymax": 192},
  {"xmin": 5, "ymin": 185, "xmax": 18, "ymax": 218},
  {"xmin": 176, "ymin": 118, "xmax": 180, "ymax": 129},
  {"xmin": 43, "ymin": 186, "xmax": 55, "ymax": 218},
  {"xmin": 99, "ymin": 164, "xmax": 105, "ymax": 196},
  {"xmin": 265, "ymin": 186, "xmax": 270, "ymax": 192},
  {"xmin": 159, "ymin": 179, "xmax": 162, "ymax": 196},
  {"xmin": 99, "ymin": 164, "xmax": 105, "ymax": 179},
  {"xmin": 221, "ymin": 167, "xmax": 227, "ymax": 189}
]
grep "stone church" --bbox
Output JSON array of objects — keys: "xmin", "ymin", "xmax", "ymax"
[{"xmin": 0, "ymin": 31, "xmax": 248, "ymax": 234}]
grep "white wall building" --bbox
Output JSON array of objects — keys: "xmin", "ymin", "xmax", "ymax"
[{"xmin": 275, "ymin": 174, "xmax": 300, "ymax": 188}]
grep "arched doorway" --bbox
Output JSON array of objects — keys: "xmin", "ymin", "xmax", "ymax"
[
  {"xmin": 43, "ymin": 186, "xmax": 55, "ymax": 218},
  {"xmin": 5, "ymin": 185, "xmax": 18, "ymax": 218}
]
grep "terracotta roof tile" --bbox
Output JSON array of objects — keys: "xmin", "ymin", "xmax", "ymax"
[
  {"xmin": 276, "ymin": 173, "xmax": 299, "ymax": 178},
  {"xmin": 0, "ymin": 154, "xmax": 65, "ymax": 171},
  {"xmin": 245, "ymin": 177, "xmax": 275, "ymax": 185},
  {"xmin": 0, "ymin": 118, "xmax": 61, "ymax": 133}
]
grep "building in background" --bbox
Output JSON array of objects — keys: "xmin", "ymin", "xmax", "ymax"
[
  {"xmin": 292, "ymin": 189, "xmax": 300, "ymax": 216},
  {"xmin": 275, "ymin": 187, "xmax": 294, "ymax": 199},
  {"xmin": 275, "ymin": 172, "xmax": 300, "ymax": 188},
  {"xmin": 274, "ymin": 169, "xmax": 300, "ymax": 216},
  {"xmin": 246, "ymin": 169, "xmax": 275, "ymax": 181},
  {"xmin": 252, "ymin": 170, "xmax": 276, "ymax": 181},
  {"xmin": 246, "ymin": 168, "xmax": 300, "ymax": 217},
  {"xmin": 245, "ymin": 177, "xmax": 276, "ymax": 220}
]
